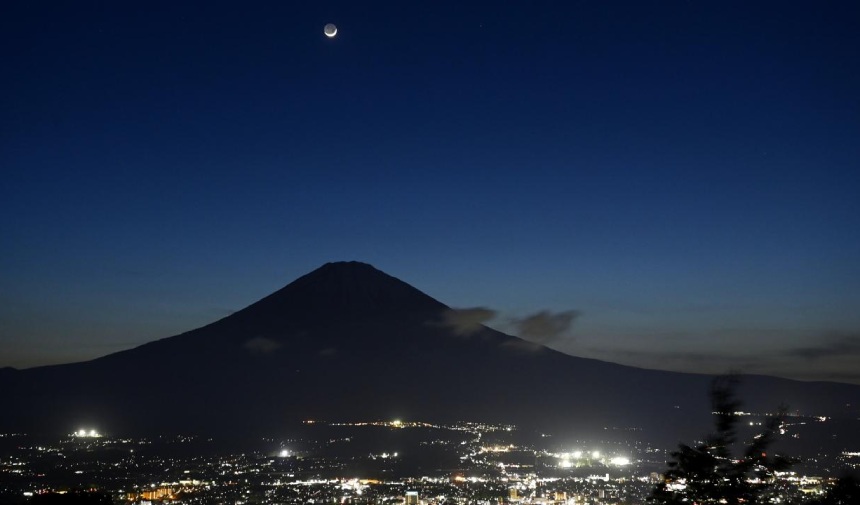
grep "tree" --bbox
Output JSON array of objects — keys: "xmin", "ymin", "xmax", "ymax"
[{"xmin": 650, "ymin": 376, "xmax": 793, "ymax": 505}]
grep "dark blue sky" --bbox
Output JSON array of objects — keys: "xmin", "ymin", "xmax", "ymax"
[{"xmin": 2, "ymin": 1, "xmax": 859, "ymax": 382}]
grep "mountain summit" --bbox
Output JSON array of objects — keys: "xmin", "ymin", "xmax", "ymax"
[
  {"xmin": 2, "ymin": 262, "xmax": 858, "ymax": 451},
  {"xmin": 231, "ymin": 261, "xmax": 448, "ymax": 324}
]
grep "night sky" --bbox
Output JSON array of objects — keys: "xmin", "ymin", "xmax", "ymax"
[{"xmin": 2, "ymin": 2, "xmax": 859, "ymax": 383}]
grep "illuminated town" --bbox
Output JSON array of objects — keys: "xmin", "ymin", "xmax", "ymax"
[{"xmin": 1, "ymin": 418, "xmax": 857, "ymax": 504}]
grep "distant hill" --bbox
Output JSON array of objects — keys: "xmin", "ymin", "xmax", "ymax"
[{"xmin": 2, "ymin": 261, "xmax": 858, "ymax": 453}]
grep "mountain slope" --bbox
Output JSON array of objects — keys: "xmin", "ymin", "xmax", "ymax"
[{"xmin": 2, "ymin": 262, "xmax": 858, "ymax": 452}]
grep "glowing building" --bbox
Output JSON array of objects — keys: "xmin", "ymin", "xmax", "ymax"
[{"xmin": 405, "ymin": 490, "xmax": 418, "ymax": 505}]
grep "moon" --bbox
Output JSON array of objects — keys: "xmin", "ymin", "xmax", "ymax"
[{"xmin": 324, "ymin": 23, "xmax": 337, "ymax": 38}]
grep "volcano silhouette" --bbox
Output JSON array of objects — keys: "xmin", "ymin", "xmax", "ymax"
[{"xmin": 2, "ymin": 262, "xmax": 859, "ymax": 449}]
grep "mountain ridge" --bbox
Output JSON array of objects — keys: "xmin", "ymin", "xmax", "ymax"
[{"xmin": 1, "ymin": 261, "xmax": 858, "ymax": 454}]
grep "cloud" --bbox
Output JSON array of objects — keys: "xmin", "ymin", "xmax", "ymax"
[
  {"xmin": 500, "ymin": 339, "xmax": 544, "ymax": 353},
  {"xmin": 243, "ymin": 336, "xmax": 282, "ymax": 354},
  {"xmin": 583, "ymin": 334, "xmax": 860, "ymax": 385},
  {"xmin": 437, "ymin": 307, "xmax": 581, "ymax": 344},
  {"xmin": 783, "ymin": 334, "xmax": 860, "ymax": 360},
  {"xmin": 590, "ymin": 347, "xmax": 759, "ymax": 367},
  {"xmin": 782, "ymin": 369, "xmax": 860, "ymax": 383},
  {"xmin": 582, "ymin": 346, "xmax": 765, "ymax": 377},
  {"xmin": 440, "ymin": 307, "xmax": 497, "ymax": 336},
  {"xmin": 511, "ymin": 310, "xmax": 580, "ymax": 343}
]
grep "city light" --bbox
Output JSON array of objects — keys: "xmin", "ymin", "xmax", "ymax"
[
  {"xmin": 3, "ymin": 416, "xmax": 841, "ymax": 504},
  {"xmin": 73, "ymin": 429, "xmax": 101, "ymax": 438}
]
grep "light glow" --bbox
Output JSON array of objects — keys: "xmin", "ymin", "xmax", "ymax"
[{"xmin": 74, "ymin": 428, "xmax": 101, "ymax": 438}]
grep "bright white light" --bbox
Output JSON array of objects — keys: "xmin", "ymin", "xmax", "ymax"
[
  {"xmin": 573, "ymin": 451, "xmax": 583, "ymax": 458},
  {"xmin": 89, "ymin": 429, "xmax": 98, "ymax": 437},
  {"xmin": 592, "ymin": 451, "xmax": 600, "ymax": 459},
  {"xmin": 279, "ymin": 450, "xmax": 290, "ymax": 458},
  {"xmin": 559, "ymin": 459, "xmax": 572, "ymax": 468},
  {"xmin": 77, "ymin": 430, "xmax": 86, "ymax": 437},
  {"xmin": 668, "ymin": 480, "xmax": 687, "ymax": 491},
  {"xmin": 392, "ymin": 419, "xmax": 402, "ymax": 426},
  {"xmin": 610, "ymin": 457, "xmax": 630, "ymax": 466}
]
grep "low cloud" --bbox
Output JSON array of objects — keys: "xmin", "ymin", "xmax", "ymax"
[
  {"xmin": 583, "ymin": 334, "xmax": 860, "ymax": 385},
  {"xmin": 784, "ymin": 369, "xmax": 860, "ymax": 383},
  {"xmin": 500, "ymin": 339, "xmax": 544, "ymax": 353},
  {"xmin": 243, "ymin": 336, "xmax": 282, "ymax": 354},
  {"xmin": 584, "ymin": 346, "xmax": 763, "ymax": 376},
  {"xmin": 440, "ymin": 307, "xmax": 497, "ymax": 336},
  {"xmin": 438, "ymin": 307, "xmax": 581, "ymax": 344},
  {"xmin": 783, "ymin": 334, "xmax": 860, "ymax": 360},
  {"xmin": 511, "ymin": 310, "xmax": 580, "ymax": 343}
]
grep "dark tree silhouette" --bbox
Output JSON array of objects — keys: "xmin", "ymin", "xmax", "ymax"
[{"xmin": 650, "ymin": 376, "xmax": 792, "ymax": 505}]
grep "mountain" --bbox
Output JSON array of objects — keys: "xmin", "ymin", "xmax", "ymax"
[{"xmin": 2, "ymin": 261, "xmax": 859, "ymax": 452}]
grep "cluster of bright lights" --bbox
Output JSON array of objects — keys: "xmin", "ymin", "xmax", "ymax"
[
  {"xmin": 480, "ymin": 445, "xmax": 513, "ymax": 453},
  {"xmin": 339, "ymin": 478, "xmax": 369, "ymax": 496},
  {"xmin": 610, "ymin": 457, "xmax": 630, "ymax": 466},
  {"xmin": 453, "ymin": 475, "xmax": 488, "ymax": 483},
  {"xmin": 667, "ymin": 479, "xmax": 687, "ymax": 491},
  {"xmin": 278, "ymin": 449, "xmax": 290, "ymax": 458},
  {"xmin": 557, "ymin": 450, "xmax": 632, "ymax": 468},
  {"xmin": 74, "ymin": 429, "xmax": 101, "ymax": 438}
]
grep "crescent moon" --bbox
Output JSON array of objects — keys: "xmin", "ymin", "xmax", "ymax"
[{"xmin": 324, "ymin": 24, "xmax": 337, "ymax": 38}]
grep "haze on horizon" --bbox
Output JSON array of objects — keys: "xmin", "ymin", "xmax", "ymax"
[{"xmin": 1, "ymin": 1, "xmax": 859, "ymax": 384}]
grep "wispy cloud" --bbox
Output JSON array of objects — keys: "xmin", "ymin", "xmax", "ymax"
[
  {"xmin": 582, "ymin": 332, "xmax": 860, "ymax": 384},
  {"xmin": 582, "ymin": 346, "xmax": 763, "ymax": 374},
  {"xmin": 500, "ymin": 339, "xmax": 545, "ymax": 353},
  {"xmin": 782, "ymin": 334, "xmax": 860, "ymax": 360},
  {"xmin": 438, "ymin": 307, "xmax": 581, "ymax": 345},
  {"xmin": 439, "ymin": 307, "xmax": 497, "ymax": 336},
  {"xmin": 511, "ymin": 310, "xmax": 580, "ymax": 343}
]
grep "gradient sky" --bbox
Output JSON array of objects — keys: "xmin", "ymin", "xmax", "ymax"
[{"xmin": 2, "ymin": 1, "xmax": 859, "ymax": 383}]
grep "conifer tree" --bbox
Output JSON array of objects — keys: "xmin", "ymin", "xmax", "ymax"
[{"xmin": 650, "ymin": 376, "xmax": 792, "ymax": 505}]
